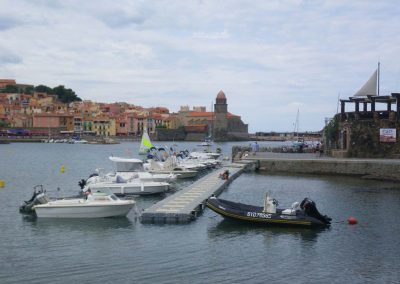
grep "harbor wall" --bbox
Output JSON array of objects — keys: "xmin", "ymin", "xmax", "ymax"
[
  {"xmin": 254, "ymin": 158, "xmax": 400, "ymax": 181},
  {"xmin": 154, "ymin": 128, "xmax": 186, "ymax": 141}
]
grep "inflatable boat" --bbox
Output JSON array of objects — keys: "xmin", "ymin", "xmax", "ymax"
[{"xmin": 206, "ymin": 195, "xmax": 331, "ymax": 227}]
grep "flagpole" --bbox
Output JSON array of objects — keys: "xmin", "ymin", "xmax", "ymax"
[{"xmin": 377, "ymin": 62, "xmax": 380, "ymax": 96}]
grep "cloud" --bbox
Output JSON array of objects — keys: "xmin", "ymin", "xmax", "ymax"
[
  {"xmin": 0, "ymin": 48, "xmax": 22, "ymax": 65},
  {"xmin": 98, "ymin": 11, "xmax": 147, "ymax": 28},
  {"xmin": 2, "ymin": 1, "xmax": 400, "ymax": 132},
  {"xmin": 0, "ymin": 16, "xmax": 21, "ymax": 30}
]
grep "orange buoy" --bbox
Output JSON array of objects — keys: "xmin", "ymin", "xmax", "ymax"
[{"xmin": 347, "ymin": 217, "xmax": 358, "ymax": 225}]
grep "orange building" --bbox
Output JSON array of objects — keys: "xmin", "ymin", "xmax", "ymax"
[
  {"xmin": 0, "ymin": 79, "xmax": 16, "ymax": 89},
  {"xmin": 33, "ymin": 113, "xmax": 74, "ymax": 130}
]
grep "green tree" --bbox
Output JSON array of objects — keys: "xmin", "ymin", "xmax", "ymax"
[
  {"xmin": 34, "ymin": 85, "xmax": 54, "ymax": 94},
  {"xmin": 324, "ymin": 116, "xmax": 339, "ymax": 142},
  {"xmin": 52, "ymin": 85, "xmax": 82, "ymax": 103},
  {"xmin": 0, "ymin": 121, "xmax": 10, "ymax": 128},
  {"xmin": 25, "ymin": 86, "xmax": 34, "ymax": 95},
  {"xmin": 1, "ymin": 85, "xmax": 19, "ymax": 93}
]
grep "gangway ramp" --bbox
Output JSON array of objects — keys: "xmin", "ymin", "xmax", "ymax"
[{"xmin": 140, "ymin": 160, "xmax": 257, "ymax": 224}]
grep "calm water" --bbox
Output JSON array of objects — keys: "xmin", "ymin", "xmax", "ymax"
[{"xmin": 1, "ymin": 142, "xmax": 400, "ymax": 284}]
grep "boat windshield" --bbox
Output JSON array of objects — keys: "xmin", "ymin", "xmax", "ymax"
[{"xmin": 110, "ymin": 195, "xmax": 118, "ymax": 201}]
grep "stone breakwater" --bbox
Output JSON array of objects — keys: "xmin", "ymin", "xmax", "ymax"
[{"xmin": 232, "ymin": 147, "xmax": 400, "ymax": 182}]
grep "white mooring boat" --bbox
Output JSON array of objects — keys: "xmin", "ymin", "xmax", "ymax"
[{"xmin": 20, "ymin": 187, "xmax": 135, "ymax": 218}]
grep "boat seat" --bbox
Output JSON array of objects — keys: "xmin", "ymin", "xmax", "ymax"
[
  {"xmin": 281, "ymin": 209, "xmax": 296, "ymax": 215},
  {"xmin": 116, "ymin": 175, "xmax": 127, "ymax": 183},
  {"xmin": 282, "ymin": 202, "xmax": 300, "ymax": 215}
]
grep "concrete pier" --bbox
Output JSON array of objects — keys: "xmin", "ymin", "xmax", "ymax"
[
  {"xmin": 241, "ymin": 152, "xmax": 400, "ymax": 181},
  {"xmin": 141, "ymin": 161, "xmax": 257, "ymax": 224}
]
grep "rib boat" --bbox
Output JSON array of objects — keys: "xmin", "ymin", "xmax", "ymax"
[{"xmin": 206, "ymin": 194, "xmax": 331, "ymax": 227}]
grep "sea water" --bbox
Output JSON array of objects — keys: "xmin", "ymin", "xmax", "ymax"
[{"xmin": 0, "ymin": 142, "xmax": 399, "ymax": 283}]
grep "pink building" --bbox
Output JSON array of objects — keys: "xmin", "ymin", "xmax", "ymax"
[{"xmin": 33, "ymin": 113, "xmax": 74, "ymax": 130}]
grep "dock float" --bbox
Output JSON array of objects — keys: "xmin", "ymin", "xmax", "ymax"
[{"xmin": 141, "ymin": 160, "xmax": 257, "ymax": 224}]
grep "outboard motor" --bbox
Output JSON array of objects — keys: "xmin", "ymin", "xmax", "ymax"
[
  {"xmin": 78, "ymin": 179, "xmax": 87, "ymax": 189},
  {"xmin": 300, "ymin": 198, "xmax": 332, "ymax": 225},
  {"xmin": 19, "ymin": 185, "xmax": 49, "ymax": 214}
]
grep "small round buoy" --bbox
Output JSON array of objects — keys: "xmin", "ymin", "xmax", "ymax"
[
  {"xmin": 347, "ymin": 217, "xmax": 358, "ymax": 225},
  {"xmin": 60, "ymin": 165, "xmax": 65, "ymax": 173},
  {"xmin": 0, "ymin": 180, "xmax": 5, "ymax": 188}
]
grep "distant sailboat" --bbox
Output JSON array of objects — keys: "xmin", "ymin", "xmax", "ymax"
[
  {"xmin": 293, "ymin": 108, "xmax": 300, "ymax": 141},
  {"xmin": 139, "ymin": 129, "xmax": 153, "ymax": 155},
  {"xmin": 292, "ymin": 109, "xmax": 305, "ymax": 151}
]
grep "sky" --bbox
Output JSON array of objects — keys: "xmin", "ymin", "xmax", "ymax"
[{"xmin": 2, "ymin": 0, "xmax": 400, "ymax": 132}]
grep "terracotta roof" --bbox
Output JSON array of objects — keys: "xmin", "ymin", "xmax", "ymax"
[
  {"xmin": 0, "ymin": 79, "xmax": 16, "ymax": 85},
  {"xmin": 188, "ymin": 111, "xmax": 213, "ymax": 117},
  {"xmin": 188, "ymin": 111, "xmax": 239, "ymax": 119},
  {"xmin": 227, "ymin": 112, "xmax": 240, "ymax": 118},
  {"xmin": 33, "ymin": 113, "xmax": 73, "ymax": 117}
]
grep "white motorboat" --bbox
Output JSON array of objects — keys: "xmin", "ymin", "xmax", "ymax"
[
  {"xmin": 144, "ymin": 158, "xmax": 198, "ymax": 179},
  {"xmin": 28, "ymin": 190, "xmax": 135, "ymax": 218},
  {"xmin": 109, "ymin": 156, "xmax": 177, "ymax": 182}
]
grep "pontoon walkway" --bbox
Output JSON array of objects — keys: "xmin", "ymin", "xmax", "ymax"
[{"xmin": 140, "ymin": 160, "xmax": 257, "ymax": 224}]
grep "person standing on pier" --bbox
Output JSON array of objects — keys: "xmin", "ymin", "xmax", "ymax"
[
  {"xmin": 252, "ymin": 142, "xmax": 259, "ymax": 155},
  {"xmin": 319, "ymin": 142, "xmax": 324, "ymax": 157}
]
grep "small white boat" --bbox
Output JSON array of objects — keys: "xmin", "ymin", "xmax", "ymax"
[
  {"xmin": 144, "ymin": 158, "xmax": 198, "ymax": 179},
  {"xmin": 108, "ymin": 156, "xmax": 177, "ymax": 182},
  {"xmin": 31, "ymin": 191, "xmax": 135, "ymax": 218},
  {"xmin": 73, "ymin": 139, "xmax": 88, "ymax": 144}
]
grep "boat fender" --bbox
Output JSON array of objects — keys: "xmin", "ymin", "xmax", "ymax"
[{"xmin": 347, "ymin": 217, "xmax": 358, "ymax": 225}]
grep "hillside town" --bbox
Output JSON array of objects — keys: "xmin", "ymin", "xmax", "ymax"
[{"xmin": 0, "ymin": 79, "xmax": 249, "ymax": 141}]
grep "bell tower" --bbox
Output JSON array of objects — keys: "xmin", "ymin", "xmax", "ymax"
[{"xmin": 214, "ymin": 90, "xmax": 228, "ymax": 140}]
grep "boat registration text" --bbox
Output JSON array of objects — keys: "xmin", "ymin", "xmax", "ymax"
[{"xmin": 247, "ymin": 212, "xmax": 272, "ymax": 219}]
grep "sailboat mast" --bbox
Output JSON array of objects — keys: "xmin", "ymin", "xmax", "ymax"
[
  {"xmin": 293, "ymin": 108, "xmax": 299, "ymax": 139},
  {"xmin": 211, "ymin": 101, "xmax": 213, "ymax": 139},
  {"xmin": 377, "ymin": 62, "xmax": 380, "ymax": 96},
  {"xmin": 297, "ymin": 109, "xmax": 299, "ymax": 139}
]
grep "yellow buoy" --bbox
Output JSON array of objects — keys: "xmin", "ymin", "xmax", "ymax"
[
  {"xmin": 60, "ymin": 165, "xmax": 65, "ymax": 173},
  {"xmin": 0, "ymin": 180, "xmax": 5, "ymax": 188}
]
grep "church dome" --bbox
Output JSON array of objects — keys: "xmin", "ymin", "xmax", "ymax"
[{"xmin": 216, "ymin": 90, "xmax": 226, "ymax": 100}]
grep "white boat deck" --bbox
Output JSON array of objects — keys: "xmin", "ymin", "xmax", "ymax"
[{"xmin": 140, "ymin": 160, "xmax": 258, "ymax": 224}]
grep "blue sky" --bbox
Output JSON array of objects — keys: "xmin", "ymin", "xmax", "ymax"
[{"xmin": 2, "ymin": 0, "xmax": 400, "ymax": 132}]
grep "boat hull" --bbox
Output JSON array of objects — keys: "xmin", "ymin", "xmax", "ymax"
[
  {"xmin": 34, "ymin": 203, "xmax": 135, "ymax": 218},
  {"xmin": 148, "ymin": 170, "xmax": 197, "ymax": 179},
  {"xmin": 88, "ymin": 182, "xmax": 169, "ymax": 195},
  {"xmin": 206, "ymin": 198, "xmax": 330, "ymax": 227}
]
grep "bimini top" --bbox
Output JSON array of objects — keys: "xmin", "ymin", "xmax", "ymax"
[
  {"xmin": 109, "ymin": 156, "xmax": 144, "ymax": 172},
  {"xmin": 109, "ymin": 156, "xmax": 143, "ymax": 163}
]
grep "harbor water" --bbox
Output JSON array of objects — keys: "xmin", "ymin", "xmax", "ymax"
[{"xmin": 1, "ymin": 142, "xmax": 400, "ymax": 283}]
